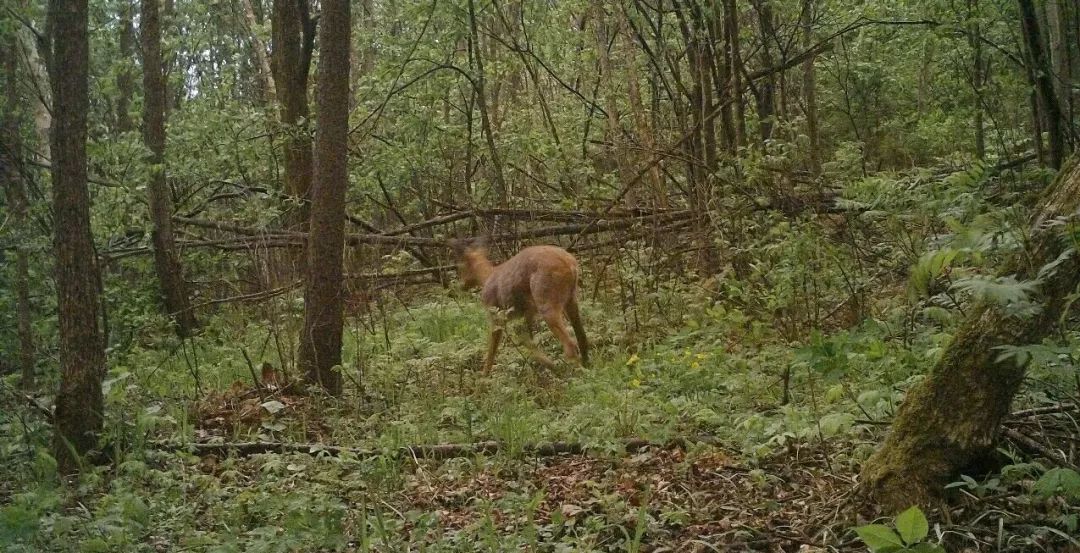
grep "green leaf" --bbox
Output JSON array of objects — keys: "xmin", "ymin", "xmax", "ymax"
[
  {"xmin": 1033, "ymin": 468, "xmax": 1080, "ymax": 500},
  {"xmin": 895, "ymin": 506, "xmax": 929, "ymax": 544},
  {"xmin": 855, "ymin": 524, "xmax": 905, "ymax": 552}
]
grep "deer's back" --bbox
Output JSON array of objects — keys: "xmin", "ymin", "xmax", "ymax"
[{"xmin": 481, "ymin": 246, "xmax": 578, "ymax": 313}]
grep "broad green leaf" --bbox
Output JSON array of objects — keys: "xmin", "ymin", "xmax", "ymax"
[
  {"xmin": 855, "ymin": 524, "xmax": 905, "ymax": 552},
  {"xmin": 895, "ymin": 506, "xmax": 929, "ymax": 544},
  {"xmin": 1033, "ymin": 468, "xmax": 1080, "ymax": 500}
]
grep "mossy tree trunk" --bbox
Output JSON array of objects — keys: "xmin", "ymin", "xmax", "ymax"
[{"xmin": 859, "ymin": 156, "xmax": 1080, "ymax": 511}]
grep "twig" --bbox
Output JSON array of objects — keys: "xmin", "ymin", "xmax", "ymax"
[{"xmin": 1002, "ymin": 427, "xmax": 1079, "ymax": 471}]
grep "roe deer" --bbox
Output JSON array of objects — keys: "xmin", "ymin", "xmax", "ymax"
[{"xmin": 450, "ymin": 239, "xmax": 589, "ymax": 373}]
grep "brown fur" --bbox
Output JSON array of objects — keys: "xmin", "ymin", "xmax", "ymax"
[{"xmin": 451, "ymin": 240, "xmax": 589, "ymax": 373}]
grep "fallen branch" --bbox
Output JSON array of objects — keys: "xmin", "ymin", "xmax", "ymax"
[
  {"xmin": 1007, "ymin": 403, "xmax": 1077, "ymax": 419},
  {"xmin": 151, "ymin": 435, "xmax": 726, "ymax": 461},
  {"xmin": 1002, "ymin": 427, "xmax": 1080, "ymax": 471},
  {"xmin": 174, "ymin": 211, "xmax": 695, "ymax": 248}
]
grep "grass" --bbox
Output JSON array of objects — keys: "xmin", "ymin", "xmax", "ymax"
[{"xmin": 3, "ymin": 248, "xmax": 1078, "ymax": 551}]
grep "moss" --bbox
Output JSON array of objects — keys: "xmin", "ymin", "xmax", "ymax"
[{"xmin": 859, "ymin": 159, "xmax": 1080, "ymax": 513}]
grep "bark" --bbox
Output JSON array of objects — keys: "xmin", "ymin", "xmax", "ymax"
[
  {"xmin": 860, "ymin": 156, "xmax": 1080, "ymax": 512},
  {"xmin": 115, "ymin": 2, "xmax": 135, "ymax": 133},
  {"xmin": 965, "ymin": 0, "xmax": 987, "ymax": 160},
  {"xmin": 1045, "ymin": 0, "xmax": 1072, "ymax": 126},
  {"xmin": 467, "ymin": 0, "xmax": 509, "ymax": 206},
  {"xmin": 753, "ymin": 0, "xmax": 777, "ymax": 145},
  {"xmin": 48, "ymin": 0, "xmax": 107, "ymax": 475},
  {"xmin": 240, "ymin": 0, "xmax": 277, "ymax": 105},
  {"xmin": 1, "ymin": 37, "xmax": 36, "ymax": 389},
  {"xmin": 723, "ymin": 0, "xmax": 746, "ymax": 149},
  {"xmin": 801, "ymin": 0, "xmax": 821, "ymax": 174},
  {"xmin": 142, "ymin": 0, "xmax": 197, "ymax": 336},
  {"xmin": 1019, "ymin": 0, "xmax": 1066, "ymax": 169},
  {"xmin": 298, "ymin": 0, "xmax": 349, "ymax": 395},
  {"xmin": 15, "ymin": 13, "xmax": 51, "ymax": 162},
  {"xmin": 621, "ymin": 10, "xmax": 664, "ymax": 204},
  {"xmin": 708, "ymin": 1, "xmax": 735, "ymax": 154},
  {"xmin": 270, "ymin": 0, "xmax": 314, "ymax": 270}
]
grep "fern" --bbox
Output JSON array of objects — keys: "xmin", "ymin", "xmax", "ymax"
[{"xmin": 950, "ymin": 275, "xmax": 1040, "ymax": 307}]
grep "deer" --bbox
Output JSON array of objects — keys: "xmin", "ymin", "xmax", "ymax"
[{"xmin": 449, "ymin": 238, "xmax": 589, "ymax": 374}]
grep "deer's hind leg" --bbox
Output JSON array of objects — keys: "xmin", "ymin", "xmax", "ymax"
[
  {"xmin": 539, "ymin": 307, "xmax": 580, "ymax": 365},
  {"xmin": 517, "ymin": 311, "xmax": 555, "ymax": 369}
]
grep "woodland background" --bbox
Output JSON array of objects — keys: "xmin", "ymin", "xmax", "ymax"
[{"xmin": 1, "ymin": 0, "xmax": 1080, "ymax": 550}]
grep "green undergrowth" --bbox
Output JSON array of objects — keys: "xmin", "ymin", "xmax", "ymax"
[{"xmin": 5, "ymin": 166, "xmax": 1080, "ymax": 550}]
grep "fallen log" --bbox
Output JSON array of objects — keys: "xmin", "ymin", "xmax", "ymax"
[
  {"xmin": 150, "ymin": 435, "xmax": 726, "ymax": 461},
  {"xmin": 173, "ymin": 211, "xmax": 695, "ymax": 248}
]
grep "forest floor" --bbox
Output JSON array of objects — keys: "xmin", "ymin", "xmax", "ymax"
[{"xmin": 2, "ymin": 282, "xmax": 1079, "ymax": 551}]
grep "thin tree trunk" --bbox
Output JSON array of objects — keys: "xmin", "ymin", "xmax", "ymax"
[
  {"xmin": 1046, "ymin": 0, "xmax": 1073, "ymax": 128},
  {"xmin": 115, "ymin": 2, "xmax": 135, "ymax": 133},
  {"xmin": 240, "ymin": 0, "xmax": 277, "ymax": 105},
  {"xmin": 724, "ymin": 0, "xmax": 746, "ymax": 149},
  {"xmin": 801, "ymin": 0, "xmax": 821, "ymax": 174},
  {"xmin": 467, "ymin": 0, "xmax": 509, "ymax": 206},
  {"xmin": 708, "ymin": 2, "xmax": 735, "ymax": 154},
  {"xmin": 1019, "ymin": 0, "xmax": 1066, "ymax": 169},
  {"xmin": 965, "ymin": 0, "xmax": 987, "ymax": 160},
  {"xmin": 754, "ymin": 0, "xmax": 777, "ymax": 145},
  {"xmin": 860, "ymin": 155, "xmax": 1080, "ymax": 511},
  {"xmin": 1, "ymin": 37, "xmax": 36, "ymax": 389},
  {"xmin": 48, "ymin": 0, "xmax": 107, "ymax": 475},
  {"xmin": 298, "ymin": 0, "xmax": 350, "ymax": 395},
  {"xmin": 142, "ymin": 0, "xmax": 197, "ymax": 336},
  {"xmin": 15, "ymin": 7, "xmax": 51, "ymax": 163},
  {"xmin": 621, "ymin": 10, "xmax": 664, "ymax": 205},
  {"xmin": 271, "ymin": 0, "xmax": 314, "ymax": 254}
]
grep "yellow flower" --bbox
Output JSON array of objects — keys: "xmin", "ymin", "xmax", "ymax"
[
  {"xmin": 690, "ymin": 361, "xmax": 701, "ymax": 369},
  {"xmin": 625, "ymin": 353, "xmax": 640, "ymax": 366},
  {"xmin": 629, "ymin": 378, "xmax": 641, "ymax": 388}
]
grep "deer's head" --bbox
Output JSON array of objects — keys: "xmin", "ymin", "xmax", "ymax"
[{"xmin": 449, "ymin": 237, "xmax": 493, "ymax": 289}]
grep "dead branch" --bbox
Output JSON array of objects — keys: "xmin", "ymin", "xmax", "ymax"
[
  {"xmin": 150, "ymin": 435, "xmax": 726, "ymax": 461},
  {"xmin": 1002, "ymin": 427, "xmax": 1080, "ymax": 471}
]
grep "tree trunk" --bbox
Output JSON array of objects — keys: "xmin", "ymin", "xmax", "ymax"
[
  {"xmin": 1045, "ymin": 0, "xmax": 1073, "ymax": 127},
  {"xmin": 1019, "ymin": 0, "xmax": 1066, "ymax": 169},
  {"xmin": 621, "ymin": 11, "xmax": 664, "ymax": 205},
  {"xmin": 708, "ymin": 2, "xmax": 735, "ymax": 154},
  {"xmin": 1, "ymin": 37, "xmax": 36, "ymax": 389},
  {"xmin": 271, "ymin": 0, "xmax": 314, "ymax": 279},
  {"xmin": 467, "ymin": 0, "xmax": 509, "ymax": 206},
  {"xmin": 114, "ymin": 2, "xmax": 135, "ymax": 133},
  {"xmin": 753, "ymin": 0, "xmax": 777, "ymax": 145},
  {"xmin": 860, "ymin": 155, "xmax": 1080, "ymax": 512},
  {"xmin": 240, "ymin": 0, "xmax": 277, "ymax": 105},
  {"xmin": 297, "ymin": 0, "xmax": 349, "ymax": 395},
  {"xmin": 48, "ymin": 0, "xmax": 107, "ymax": 475},
  {"xmin": 801, "ymin": 0, "xmax": 821, "ymax": 175},
  {"xmin": 15, "ymin": 4, "xmax": 51, "ymax": 163},
  {"xmin": 142, "ymin": 0, "xmax": 197, "ymax": 336},
  {"xmin": 724, "ymin": 0, "xmax": 746, "ymax": 149}
]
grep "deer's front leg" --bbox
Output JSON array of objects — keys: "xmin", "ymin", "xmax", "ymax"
[{"xmin": 482, "ymin": 311, "xmax": 506, "ymax": 374}]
